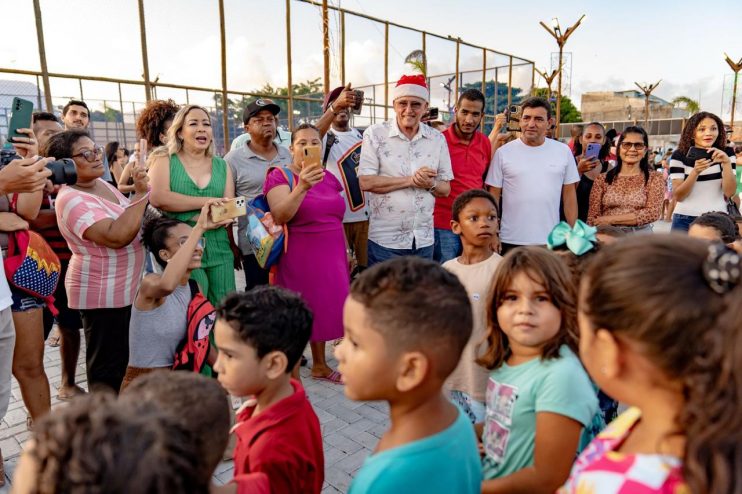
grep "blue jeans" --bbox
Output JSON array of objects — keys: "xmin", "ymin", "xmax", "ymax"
[
  {"xmin": 433, "ymin": 228, "xmax": 462, "ymax": 264},
  {"xmin": 367, "ymin": 240, "xmax": 434, "ymax": 267},
  {"xmin": 671, "ymin": 213, "xmax": 696, "ymax": 232}
]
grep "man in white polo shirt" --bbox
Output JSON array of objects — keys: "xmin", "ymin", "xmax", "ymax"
[
  {"xmin": 485, "ymin": 97, "xmax": 578, "ymax": 255},
  {"xmin": 358, "ymin": 74, "xmax": 453, "ymax": 265}
]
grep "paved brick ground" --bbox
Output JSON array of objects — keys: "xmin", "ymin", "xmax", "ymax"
[
  {"xmin": 0, "ymin": 336, "xmax": 385, "ymax": 493},
  {"xmin": 1, "ymin": 266, "xmax": 389, "ymax": 493}
]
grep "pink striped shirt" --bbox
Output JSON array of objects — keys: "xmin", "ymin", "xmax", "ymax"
[{"xmin": 55, "ymin": 180, "xmax": 145, "ymax": 310}]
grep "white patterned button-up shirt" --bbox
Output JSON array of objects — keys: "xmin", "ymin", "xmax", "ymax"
[{"xmin": 358, "ymin": 119, "xmax": 453, "ymax": 249}]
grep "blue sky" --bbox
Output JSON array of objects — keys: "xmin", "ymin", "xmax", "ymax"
[{"xmin": 1, "ymin": 0, "xmax": 740, "ymax": 118}]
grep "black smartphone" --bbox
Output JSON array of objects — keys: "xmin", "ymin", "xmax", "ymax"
[
  {"xmin": 351, "ymin": 90, "xmax": 364, "ymax": 115},
  {"xmin": 686, "ymin": 146, "xmax": 713, "ymax": 162}
]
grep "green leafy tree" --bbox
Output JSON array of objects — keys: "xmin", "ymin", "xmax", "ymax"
[{"xmin": 532, "ymin": 88, "xmax": 582, "ymax": 123}]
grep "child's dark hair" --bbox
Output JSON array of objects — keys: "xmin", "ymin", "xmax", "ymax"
[
  {"xmin": 582, "ymin": 235, "xmax": 741, "ymax": 494},
  {"xmin": 31, "ymin": 393, "xmax": 207, "ymax": 494},
  {"xmin": 551, "ymin": 242, "xmax": 601, "ymax": 288},
  {"xmin": 691, "ymin": 211, "xmax": 739, "ymax": 244},
  {"xmin": 350, "ymin": 257, "xmax": 472, "ymax": 379},
  {"xmin": 142, "ymin": 216, "xmax": 188, "ymax": 268},
  {"xmin": 121, "ymin": 371, "xmax": 230, "ymax": 483},
  {"xmin": 217, "ymin": 286, "xmax": 312, "ymax": 372},
  {"xmin": 452, "ymin": 188, "xmax": 498, "ymax": 222},
  {"xmin": 478, "ymin": 247, "xmax": 578, "ymax": 370}
]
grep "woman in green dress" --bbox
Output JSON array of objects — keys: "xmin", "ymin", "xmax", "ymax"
[{"xmin": 149, "ymin": 105, "xmax": 238, "ymax": 306}]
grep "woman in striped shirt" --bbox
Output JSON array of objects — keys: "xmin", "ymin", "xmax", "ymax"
[
  {"xmin": 49, "ymin": 130, "xmax": 150, "ymax": 393},
  {"xmin": 669, "ymin": 112, "xmax": 736, "ymax": 232}
]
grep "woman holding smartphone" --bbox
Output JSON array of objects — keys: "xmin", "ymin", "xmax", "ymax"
[
  {"xmin": 265, "ymin": 123, "xmax": 348, "ymax": 383},
  {"xmin": 587, "ymin": 126, "xmax": 664, "ymax": 232},
  {"xmin": 669, "ymin": 112, "xmax": 736, "ymax": 232},
  {"xmin": 575, "ymin": 122, "xmax": 611, "ymax": 221}
]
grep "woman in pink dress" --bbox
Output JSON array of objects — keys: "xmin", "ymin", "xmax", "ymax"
[{"xmin": 265, "ymin": 123, "xmax": 348, "ymax": 383}]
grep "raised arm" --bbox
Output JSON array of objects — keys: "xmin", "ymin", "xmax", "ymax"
[
  {"xmin": 138, "ymin": 200, "xmax": 232, "ymax": 301},
  {"xmin": 266, "ymin": 166, "xmax": 324, "ymax": 225}
]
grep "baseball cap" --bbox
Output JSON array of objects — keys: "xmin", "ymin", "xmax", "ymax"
[{"xmin": 243, "ymin": 98, "xmax": 281, "ymax": 124}]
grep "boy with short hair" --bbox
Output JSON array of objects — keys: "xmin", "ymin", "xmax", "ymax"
[
  {"xmin": 212, "ymin": 287, "xmax": 324, "ymax": 494},
  {"xmin": 121, "ymin": 370, "xmax": 231, "ymax": 485},
  {"xmin": 442, "ymin": 189, "xmax": 501, "ymax": 423},
  {"xmin": 335, "ymin": 257, "xmax": 482, "ymax": 493}
]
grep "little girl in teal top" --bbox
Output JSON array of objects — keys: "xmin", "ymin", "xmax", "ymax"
[{"xmin": 477, "ymin": 247, "xmax": 598, "ymax": 493}]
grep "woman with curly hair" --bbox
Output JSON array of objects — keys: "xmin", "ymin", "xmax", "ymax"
[
  {"xmin": 11, "ymin": 393, "xmax": 208, "ymax": 494},
  {"xmin": 669, "ymin": 111, "xmax": 736, "ymax": 231},
  {"xmin": 119, "ymin": 99, "xmax": 180, "ymax": 194}
]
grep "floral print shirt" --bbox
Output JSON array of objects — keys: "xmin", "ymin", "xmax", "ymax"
[{"xmin": 358, "ymin": 119, "xmax": 453, "ymax": 249}]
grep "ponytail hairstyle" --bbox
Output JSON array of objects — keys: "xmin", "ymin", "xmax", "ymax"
[
  {"xmin": 606, "ymin": 125, "xmax": 651, "ymax": 185},
  {"xmin": 581, "ymin": 235, "xmax": 741, "ymax": 494},
  {"xmin": 478, "ymin": 247, "xmax": 578, "ymax": 370},
  {"xmin": 142, "ymin": 216, "xmax": 188, "ymax": 268}
]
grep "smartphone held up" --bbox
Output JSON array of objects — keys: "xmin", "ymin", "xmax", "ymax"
[{"xmin": 210, "ymin": 197, "xmax": 247, "ymax": 223}]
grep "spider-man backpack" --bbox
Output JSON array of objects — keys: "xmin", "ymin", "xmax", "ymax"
[{"xmin": 172, "ymin": 280, "xmax": 216, "ymax": 373}]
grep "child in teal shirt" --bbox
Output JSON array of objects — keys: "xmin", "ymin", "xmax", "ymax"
[
  {"xmin": 335, "ymin": 258, "xmax": 482, "ymax": 494},
  {"xmin": 478, "ymin": 247, "xmax": 597, "ymax": 492}
]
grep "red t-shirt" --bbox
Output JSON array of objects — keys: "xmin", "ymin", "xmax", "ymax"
[
  {"xmin": 232, "ymin": 379, "xmax": 324, "ymax": 494},
  {"xmin": 433, "ymin": 127, "xmax": 492, "ymax": 230}
]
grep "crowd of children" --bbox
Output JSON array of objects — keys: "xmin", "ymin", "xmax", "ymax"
[{"xmin": 9, "ymin": 189, "xmax": 742, "ymax": 494}]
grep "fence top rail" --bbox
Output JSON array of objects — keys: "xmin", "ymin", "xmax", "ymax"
[
  {"xmin": 297, "ymin": 0, "xmax": 534, "ymax": 65},
  {"xmin": 0, "ymin": 67, "xmax": 325, "ymax": 103}
]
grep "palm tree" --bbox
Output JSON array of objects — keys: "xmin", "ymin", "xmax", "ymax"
[
  {"xmin": 404, "ymin": 50, "xmax": 427, "ymax": 76},
  {"xmin": 672, "ymin": 96, "xmax": 700, "ymax": 115}
]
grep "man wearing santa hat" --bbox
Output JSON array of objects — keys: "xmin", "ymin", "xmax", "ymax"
[{"xmin": 358, "ymin": 74, "xmax": 453, "ymax": 266}]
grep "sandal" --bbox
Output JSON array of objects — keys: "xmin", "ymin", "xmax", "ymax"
[
  {"xmin": 46, "ymin": 326, "xmax": 61, "ymax": 347},
  {"xmin": 57, "ymin": 384, "xmax": 86, "ymax": 401},
  {"xmin": 311, "ymin": 370, "xmax": 343, "ymax": 384}
]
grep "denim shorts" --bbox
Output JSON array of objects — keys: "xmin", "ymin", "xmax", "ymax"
[{"xmin": 10, "ymin": 286, "xmax": 46, "ymax": 312}]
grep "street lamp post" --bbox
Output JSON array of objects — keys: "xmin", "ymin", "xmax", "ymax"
[
  {"xmin": 539, "ymin": 15, "xmax": 585, "ymax": 137},
  {"xmin": 440, "ymin": 75, "xmax": 456, "ymax": 113},
  {"xmin": 724, "ymin": 53, "xmax": 742, "ymax": 130}
]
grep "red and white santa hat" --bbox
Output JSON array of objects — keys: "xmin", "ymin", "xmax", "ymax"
[{"xmin": 392, "ymin": 74, "xmax": 429, "ymax": 102}]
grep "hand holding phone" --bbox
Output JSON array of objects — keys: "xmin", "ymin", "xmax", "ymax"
[{"xmin": 209, "ymin": 197, "xmax": 247, "ymax": 222}]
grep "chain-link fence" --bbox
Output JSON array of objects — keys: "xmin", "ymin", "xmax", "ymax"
[{"xmin": 0, "ymin": 0, "xmax": 534, "ymax": 155}]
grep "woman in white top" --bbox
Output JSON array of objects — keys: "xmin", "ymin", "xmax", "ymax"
[{"xmin": 669, "ymin": 112, "xmax": 736, "ymax": 232}]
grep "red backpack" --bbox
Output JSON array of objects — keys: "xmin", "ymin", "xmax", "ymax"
[{"xmin": 172, "ymin": 280, "xmax": 216, "ymax": 373}]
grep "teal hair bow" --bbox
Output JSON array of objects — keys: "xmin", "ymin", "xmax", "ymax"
[{"xmin": 547, "ymin": 220, "xmax": 598, "ymax": 256}]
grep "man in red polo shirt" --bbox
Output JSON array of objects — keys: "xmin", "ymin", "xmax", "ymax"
[{"xmin": 433, "ymin": 89, "xmax": 493, "ymax": 263}]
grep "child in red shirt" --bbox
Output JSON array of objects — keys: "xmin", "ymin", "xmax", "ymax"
[{"xmin": 211, "ymin": 287, "xmax": 324, "ymax": 494}]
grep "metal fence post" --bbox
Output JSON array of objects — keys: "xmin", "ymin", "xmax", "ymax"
[
  {"xmin": 384, "ymin": 22, "xmax": 389, "ymax": 121},
  {"xmin": 118, "ymin": 82, "xmax": 127, "ymax": 148},
  {"xmin": 322, "ymin": 0, "xmax": 330, "ymax": 95},
  {"xmin": 481, "ymin": 49, "xmax": 486, "ymax": 96},
  {"xmin": 32, "ymin": 0, "xmax": 53, "ymax": 111},
  {"xmin": 340, "ymin": 11, "xmax": 346, "ymax": 86},
  {"xmin": 507, "ymin": 56, "xmax": 513, "ymax": 107},
  {"xmin": 218, "ymin": 0, "xmax": 230, "ymax": 148},
  {"xmin": 285, "ymin": 0, "xmax": 294, "ymax": 131},
  {"xmin": 137, "ymin": 0, "xmax": 153, "ymax": 102}
]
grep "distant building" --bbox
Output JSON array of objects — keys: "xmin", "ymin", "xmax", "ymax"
[{"xmin": 581, "ymin": 90, "xmax": 689, "ymax": 123}]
